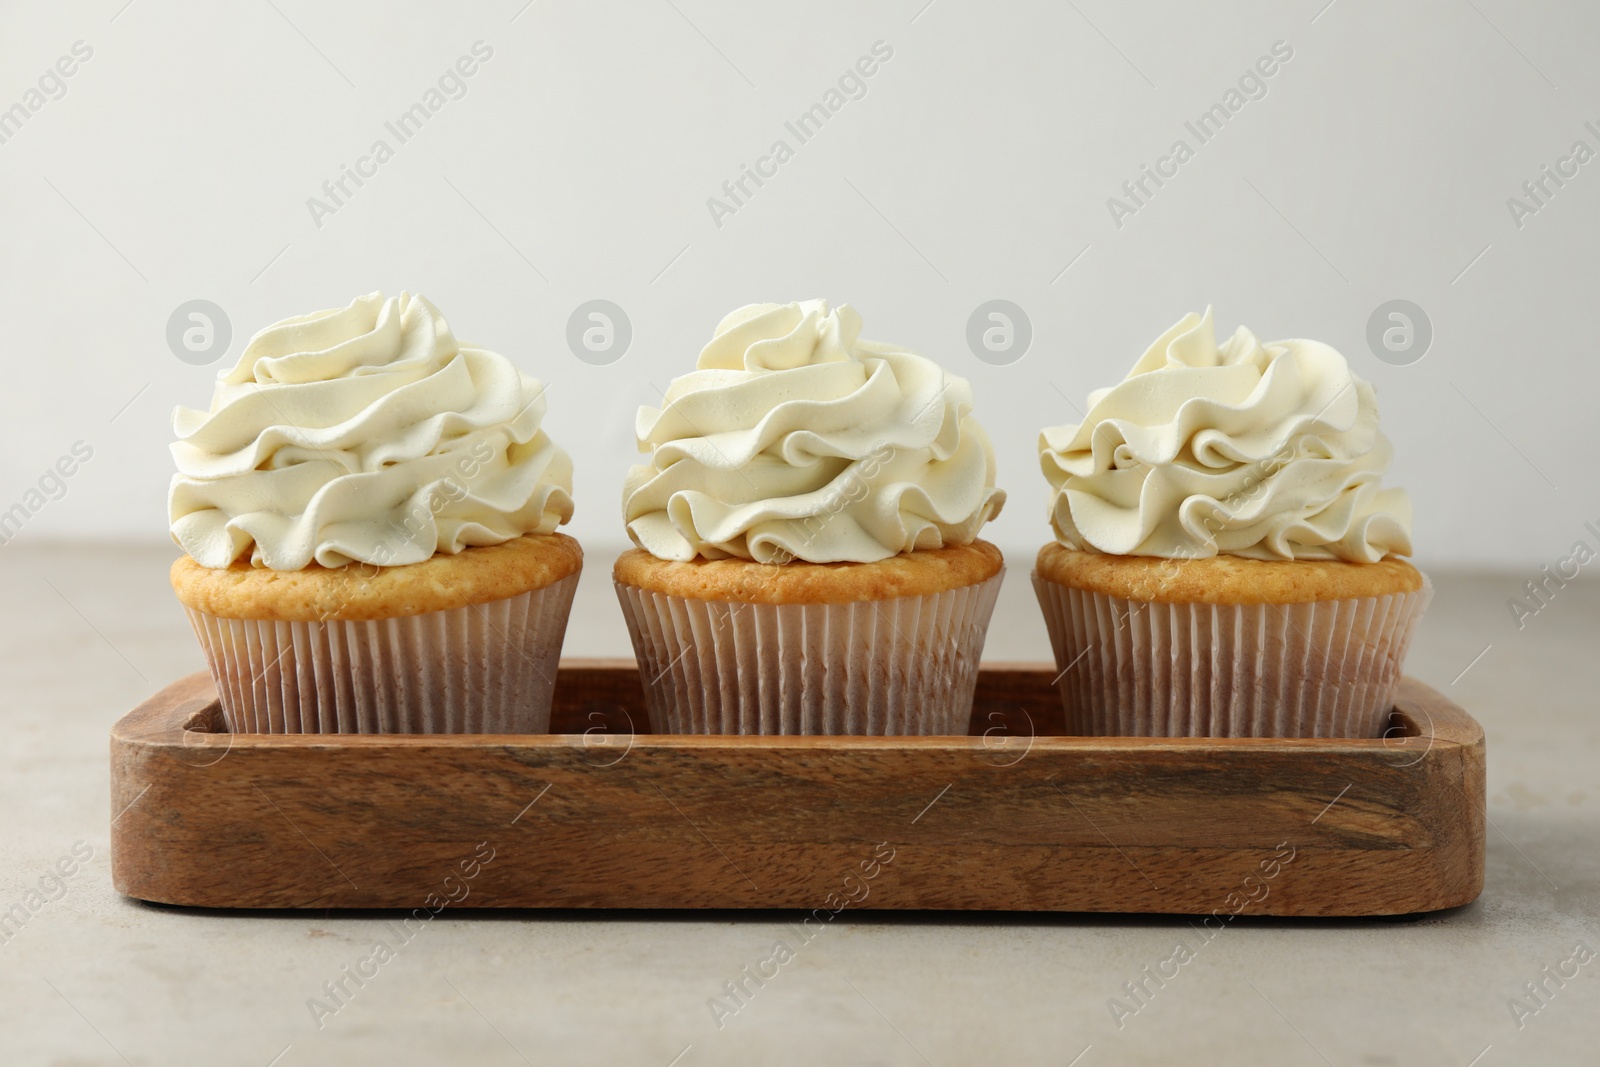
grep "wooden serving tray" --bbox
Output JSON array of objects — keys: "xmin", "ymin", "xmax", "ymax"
[{"xmin": 110, "ymin": 662, "xmax": 1484, "ymax": 916}]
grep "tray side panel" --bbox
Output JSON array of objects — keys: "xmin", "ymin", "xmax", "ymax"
[{"xmin": 110, "ymin": 669, "xmax": 1485, "ymax": 915}]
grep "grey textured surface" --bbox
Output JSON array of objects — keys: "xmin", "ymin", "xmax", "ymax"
[{"xmin": 1, "ymin": 544, "xmax": 1595, "ymax": 1066}]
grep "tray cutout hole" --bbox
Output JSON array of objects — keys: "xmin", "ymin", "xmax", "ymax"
[{"xmin": 178, "ymin": 698, "xmax": 227, "ymax": 735}]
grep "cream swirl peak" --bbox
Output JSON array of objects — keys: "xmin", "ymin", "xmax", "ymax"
[
  {"xmin": 1040, "ymin": 307, "xmax": 1412, "ymax": 563},
  {"xmin": 624, "ymin": 300, "xmax": 1005, "ymax": 563},
  {"xmin": 170, "ymin": 291, "xmax": 573, "ymax": 570}
]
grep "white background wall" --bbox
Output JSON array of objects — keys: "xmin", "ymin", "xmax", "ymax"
[{"xmin": 0, "ymin": 0, "xmax": 1594, "ymax": 569}]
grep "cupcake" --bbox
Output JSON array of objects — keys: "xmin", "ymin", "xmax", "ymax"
[
  {"xmin": 615, "ymin": 299, "xmax": 1006, "ymax": 735},
  {"xmin": 1035, "ymin": 307, "xmax": 1429, "ymax": 738},
  {"xmin": 169, "ymin": 291, "xmax": 579, "ymax": 733}
]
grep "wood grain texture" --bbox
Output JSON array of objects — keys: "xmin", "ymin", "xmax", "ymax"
[{"xmin": 110, "ymin": 662, "xmax": 1484, "ymax": 915}]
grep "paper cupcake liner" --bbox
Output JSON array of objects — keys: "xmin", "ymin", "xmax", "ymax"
[
  {"xmin": 185, "ymin": 571, "xmax": 580, "ymax": 734},
  {"xmin": 1033, "ymin": 572, "xmax": 1431, "ymax": 738},
  {"xmin": 614, "ymin": 571, "xmax": 1004, "ymax": 735}
]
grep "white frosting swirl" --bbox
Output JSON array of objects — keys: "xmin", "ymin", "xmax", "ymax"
[
  {"xmin": 1040, "ymin": 307, "xmax": 1411, "ymax": 562},
  {"xmin": 170, "ymin": 291, "xmax": 573, "ymax": 570},
  {"xmin": 624, "ymin": 300, "xmax": 1005, "ymax": 563}
]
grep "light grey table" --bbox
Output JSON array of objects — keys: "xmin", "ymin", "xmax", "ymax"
[{"xmin": 1, "ymin": 544, "xmax": 1594, "ymax": 1066}]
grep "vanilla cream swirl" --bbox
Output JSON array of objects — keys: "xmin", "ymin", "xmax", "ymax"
[
  {"xmin": 1040, "ymin": 308, "xmax": 1411, "ymax": 562},
  {"xmin": 624, "ymin": 300, "xmax": 1005, "ymax": 563},
  {"xmin": 170, "ymin": 291, "xmax": 573, "ymax": 570}
]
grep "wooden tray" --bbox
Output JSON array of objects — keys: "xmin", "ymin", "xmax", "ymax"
[{"xmin": 110, "ymin": 662, "xmax": 1484, "ymax": 916}]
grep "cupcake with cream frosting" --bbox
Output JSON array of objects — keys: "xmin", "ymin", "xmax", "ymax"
[
  {"xmin": 169, "ymin": 291, "xmax": 580, "ymax": 733},
  {"xmin": 1035, "ymin": 307, "xmax": 1429, "ymax": 737},
  {"xmin": 615, "ymin": 299, "xmax": 1006, "ymax": 734}
]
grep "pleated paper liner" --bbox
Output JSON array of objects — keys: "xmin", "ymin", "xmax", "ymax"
[
  {"xmin": 184, "ymin": 571, "xmax": 579, "ymax": 734},
  {"xmin": 614, "ymin": 571, "xmax": 1004, "ymax": 735},
  {"xmin": 1033, "ymin": 572, "xmax": 1431, "ymax": 738}
]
